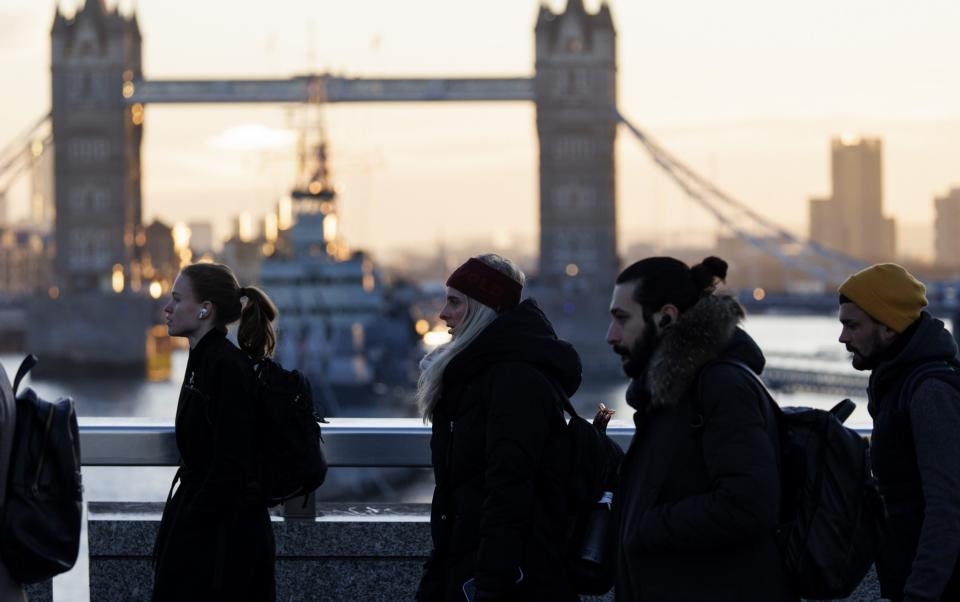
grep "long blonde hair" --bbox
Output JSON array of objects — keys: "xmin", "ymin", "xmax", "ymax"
[{"xmin": 417, "ymin": 253, "xmax": 525, "ymax": 421}]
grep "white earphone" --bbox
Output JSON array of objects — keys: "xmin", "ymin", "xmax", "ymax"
[{"xmin": 198, "ymin": 308, "xmax": 208, "ymax": 319}]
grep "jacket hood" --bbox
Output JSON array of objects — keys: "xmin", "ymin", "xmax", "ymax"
[
  {"xmin": 872, "ymin": 311, "xmax": 959, "ymax": 389},
  {"xmin": 632, "ymin": 294, "xmax": 761, "ymax": 410},
  {"xmin": 444, "ymin": 298, "xmax": 582, "ymax": 397}
]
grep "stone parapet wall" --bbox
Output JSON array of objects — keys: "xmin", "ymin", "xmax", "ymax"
[
  {"xmin": 87, "ymin": 502, "xmax": 881, "ymax": 602},
  {"xmin": 24, "ymin": 581, "xmax": 52, "ymax": 601}
]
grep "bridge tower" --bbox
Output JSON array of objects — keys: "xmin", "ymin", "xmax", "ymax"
[
  {"xmin": 534, "ymin": 0, "xmax": 619, "ymax": 370},
  {"xmin": 51, "ymin": 0, "xmax": 142, "ymax": 292},
  {"xmin": 535, "ymin": 0, "xmax": 618, "ymax": 296}
]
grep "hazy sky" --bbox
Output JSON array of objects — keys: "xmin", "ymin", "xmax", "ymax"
[{"xmin": 3, "ymin": 0, "xmax": 960, "ymax": 262}]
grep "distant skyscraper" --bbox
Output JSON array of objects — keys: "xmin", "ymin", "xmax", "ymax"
[
  {"xmin": 51, "ymin": 0, "xmax": 143, "ymax": 291},
  {"xmin": 143, "ymin": 219, "xmax": 178, "ymax": 285},
  {"xmin": 808, "ymin": 136, "xmax": 896, "ymax": 262},
  {"xmin": 188, "ymin": 221, "xmax": 214, "ymax": 256},
  {"xmin": 809, "ymin": 195, "xmax": 842, "ymax": 253},
  {"xmin": 935, "ymin": 187, "xmax": 960, "ymax": 268}
]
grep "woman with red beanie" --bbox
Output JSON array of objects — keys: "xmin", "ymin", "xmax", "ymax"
[{"xmin": 415, "ymin": 254, "xmax": 581, "ymax": 602}]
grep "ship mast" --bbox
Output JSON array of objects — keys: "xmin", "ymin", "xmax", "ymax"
[{"xmin": 280, "ymin": 75, "xmax": 347, "ymax": 260}]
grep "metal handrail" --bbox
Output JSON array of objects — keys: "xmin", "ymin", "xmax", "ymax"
[{"xmin": 77, "ymin": 417, "xmax": 872, "ymax": 467}]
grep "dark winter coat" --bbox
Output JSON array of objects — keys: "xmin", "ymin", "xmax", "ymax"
[
  {"xmin": 867, "ymin": 312, "xmax": 960, "ymax": 601},
  {"xmin": 615, "ymin": 295, "xmax": 795, "ymax": 602},
  {"xmin": 153, "ymin": 328, "xmax": 275, "ymax": 602},
  {"xmin": 416, "ymin": 299, "xmax": 580, "ymax": 602},
  {"xmin": 0, "ymin": 365, "xmax": 24, "ymax": 600}
]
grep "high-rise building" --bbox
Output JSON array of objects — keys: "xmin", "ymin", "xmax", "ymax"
[
  {"xmin": 143, "ymin": 219, "xmax": 178, "ymax": 285},
  {"xmin": 809, "ymin": 196, "xmax": 842, "ymax": 253},
  {"xmin": 935, "ymin": 187, "xmax": 960, "ymax": 268},
  {"xmin": 187, "ymin": 221, "xmax": 214, "ymax": 257},
  {"xmin": 50, "ymin": 0, "xmax": 143, "ymax": 292},
  {"xmin": 808, "ymin": 136, "xmax": 896, "ymax": 262}
]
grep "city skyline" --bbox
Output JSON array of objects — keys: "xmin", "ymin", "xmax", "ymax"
[{"xmin": 3, "ymin": 0, "xmax": 960, "ymax": 262}]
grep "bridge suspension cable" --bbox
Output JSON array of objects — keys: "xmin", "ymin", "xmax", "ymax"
[
  {"xmin": 616, "ymin": 111, "xmax": 864, "ymax": 285},
  {"xmin": 0, "ymin": 113, "xmax": 53, "ymax": 195}
]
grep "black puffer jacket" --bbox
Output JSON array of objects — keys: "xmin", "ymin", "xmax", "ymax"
[
  {"xmin": 416, "ymin": 299, "xmax": 580, "ymax": 602},
  {"xmin": 153, "ymin": 328, "xmax": 275, "ymax": 601},
  {"xmin": 615, "ymin": 295, "xmax": 796, "ymax": 602}
]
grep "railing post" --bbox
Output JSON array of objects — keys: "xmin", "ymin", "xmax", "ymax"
[{"xmin": 283, "ymin": 491, "xmax": 316, "ymax": 519}]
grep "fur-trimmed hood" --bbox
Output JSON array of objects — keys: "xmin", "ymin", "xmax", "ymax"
[{"xmin": 628, "ymin": 294, "xmax": 764, "ymax": 411}]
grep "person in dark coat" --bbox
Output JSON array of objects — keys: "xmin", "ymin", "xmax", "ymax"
[
  {"xmin": 415, "ymin": 254, "xmax": 579, "ymax": 602},
  {"xmin": 153, "ymin": 263, "xmax": 279, "ymax": 601},
  {"xmin": 607, "ymin": 256, "xmax": 795, "ymax": 602},
  {"xmin": 838, "ymin": 263, "xmax": 960, "ymax": 602},
  {"xmin": 0, "ymin": 364, "xmax": 25, "ymax": 601}
]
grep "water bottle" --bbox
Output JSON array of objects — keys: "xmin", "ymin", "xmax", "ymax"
[{"xmin": 579, "ymin": 490, "xmax": 614, "ymax": 565}]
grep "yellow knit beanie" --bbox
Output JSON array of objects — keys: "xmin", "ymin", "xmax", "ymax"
[{"xmin": 838, "ymin": 263, "xmax": 928, "ymax": 333}]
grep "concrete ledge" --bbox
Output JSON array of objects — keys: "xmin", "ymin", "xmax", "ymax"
[
  {"xmin": 87, "ymin": 502, "xmax": 883, "ymax": 602},
  {"xmin": 24, "ymin": 581, "xmax": 51, "ymax": 601},
  {"xmin": 88, "ymin": 502, "xmax": 434, "ymax": 601}
]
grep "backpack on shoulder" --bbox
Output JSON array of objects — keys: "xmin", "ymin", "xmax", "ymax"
[
  {"xmin": 715, "ymin": 360, "xmax": 884, "ymax": 599},
  {"xmin": 559, "ymin": 395, "xmax": 624, "ymax": 596},
  {"xmin": 897, "ymin": 360, "xmax": 960, "ymax": 411},
  {"xmin": 1, "ymin": 354, "xmax": 83, "ymax": 584},
  {"xmin": 253, "ymin": 358, "xmax": 329, "ymax": 507}
]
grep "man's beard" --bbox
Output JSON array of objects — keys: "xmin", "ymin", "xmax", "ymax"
[
  {"xmin": 846, "ymin": 330, "xmax": 887, "ymax": 371},
  {"xmin": 614, "ymin": 318, "xmax": 660, "ymax": 379},
  {"xmin": 847, "ymin": 343, "xmax": 880, "ymax": 371}
]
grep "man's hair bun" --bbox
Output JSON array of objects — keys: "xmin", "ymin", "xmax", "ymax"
[{"xmin": 691, "ymin": 256, "xmax": 728, "ymax": 295}]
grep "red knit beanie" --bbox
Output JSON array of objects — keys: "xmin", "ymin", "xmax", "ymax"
[{"xmin": 446, "ymin": 258, "xmax": 522, "ymax": 312}]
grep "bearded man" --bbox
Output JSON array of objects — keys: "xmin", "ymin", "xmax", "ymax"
[
  {"xmin": 607, "ymin": 256, "xmax": 795, "ymax": 602},
  {"xmin": 838, "ymin": 263, "xmax": 960, "ymax": 602}
]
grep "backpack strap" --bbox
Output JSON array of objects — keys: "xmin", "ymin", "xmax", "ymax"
[
  {"xmin": 560, "ymin": 394, "xmax": 579, "ymax": 420},
  {"xmin": 532, "ymin": 368, "xmax": 579, "ymax": 419},
  {"xmin": 706, "ymin": 359, "xmax": 855, "ymax": 425},
  {"xmin": 697, "ymin": 359, "xmax": 787, "ymax": 481},
  {"xmin": 13, "ymin": 354, "xmax": 37, "ymax": 397},
  {"xmin": 897, "ymin": 360, "xmax": 960, "ymax": 412},
  {"xmin": 695, "ymin": 359, "xmax": 773, "ymax": 415}
]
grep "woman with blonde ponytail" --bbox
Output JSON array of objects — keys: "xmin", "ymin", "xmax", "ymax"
[
  {"xmin": 153, "ymin": 263, "xmax": 277, "ymax": 601},
  {"xmin": 416, "ymin": 254, "xmax": 581, "ymax": 602}
]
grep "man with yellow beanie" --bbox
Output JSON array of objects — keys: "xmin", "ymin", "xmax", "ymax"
[{"xmin": 838, "ymin": 263, "xmax": 960, "ymax": 602}]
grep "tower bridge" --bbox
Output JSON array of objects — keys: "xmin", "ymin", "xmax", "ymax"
[
  {"xmin": 40, "ymin": 0, "xmax": 620, "ymax": 311},
  {"xmin": 5, "ymin": 0, "xmax": 944, "ymax": 373},
  {"xmin": 4, "ymin": 0, "xmax": 871, "ymax": 298},
  {"xmin": 0, "ymin": 0, "xmax": 621, "ymax": 373}
]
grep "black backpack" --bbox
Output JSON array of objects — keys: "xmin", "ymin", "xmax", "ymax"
[
  {"xmin": 715, "ymin": 360, "xmax": 884, "ymax": 599},
  {"xmin": 0, "ymin": 355, "xmax": 83, "ymax": 584},
  {"xmin": 559, "ymin": 396, "xmax": 624, "ymax": 596},
  {"xmin": 253, "ymin": 358, "xmax": 329, "ymax": 507}
]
